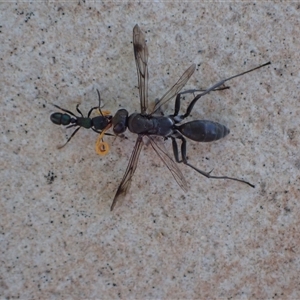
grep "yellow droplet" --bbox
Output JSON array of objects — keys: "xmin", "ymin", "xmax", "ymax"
[
  {"xmin": 95, "ymin": 140, "xmax": 110, "ymax": 156},
  {"xmin": 98, "ymin": 109, "xmax": 111, "ymax": 116},
  {"xmin": 94, "ymin": 123, "xmax": 112, "ymax": 156}
]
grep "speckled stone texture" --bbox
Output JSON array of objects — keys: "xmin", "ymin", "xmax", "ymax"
[{"xmin": 1, "ymin": 2, "xmax": 299, "ymax": 299}]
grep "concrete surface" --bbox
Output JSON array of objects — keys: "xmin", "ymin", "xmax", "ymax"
[{"xmin": 1, "ymin": 2, "xmax": 299, "ymax": 299}]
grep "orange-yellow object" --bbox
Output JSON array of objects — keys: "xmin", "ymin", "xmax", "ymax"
[
  {"xmin": 99, "ymin": 109, "xmax": 111, "ymax": 116},
  {"xmin": 95, "ymin": 123, "xmax": 112, "ymax": 156}
]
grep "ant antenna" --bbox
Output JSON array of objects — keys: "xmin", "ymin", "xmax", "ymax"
[{"xmin": 96, "ymin": 89, "xmax": 105, "ymax": 117}]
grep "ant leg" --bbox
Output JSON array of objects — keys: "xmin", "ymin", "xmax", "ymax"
[
  {"xmin": 96, "ymin": 89, "xmax": 107, "ymax": 117},
  {"xmin": 174, "ymin": 86, "xmax": 229, "ymax": 119},
  {"xmin": 171, "ymin": 136, "xmax": 183, "ymax": 163},
  {"xmin": 183, "ymin": 62, "xmax": 271, "ymax": 118},
  {"xmin": 76, "ymin": 104, "xmax": 84, "ymax": 117},
  {"xmin": 91, "ymin": 128, "xmax": 114, "ymax": 136},
  {"xmin": 96, "ymin": 89, "xmax": 102, "ymax": 108},
  {"xmin": 180, "ymin": 86, "xmax": 230, "ymax": 95},
  {"xmin": 51, "ymin": 104, "xmax": 77, "ymax": 118},
  {"xmin": 174, "ymin": 91, "xmax": 197, "ymax": 118},
  {"xmin": 66, "ymin": 124, "xmax": 77, "ymax": 129},
  {"xmin": 87, "ymin": 106, "xmax": 100, "ymax": 118},
  {"xmin": 154, "ymin": 98, "xmax": 164, "ymax": 116},
  {"xmin": 172, "ymin": 134, "xmax": 255, "ymax": 188},
  {"xmin": 80, "ymin": 91, "xmax": 110, "ymax": 118},
  {"xmin": 174, "ymin": 93, "xmax": 181, "ymax": 117},
  {"xmin": 57, "ymin": 127, "xmax": 81, "ymax": 149}
]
